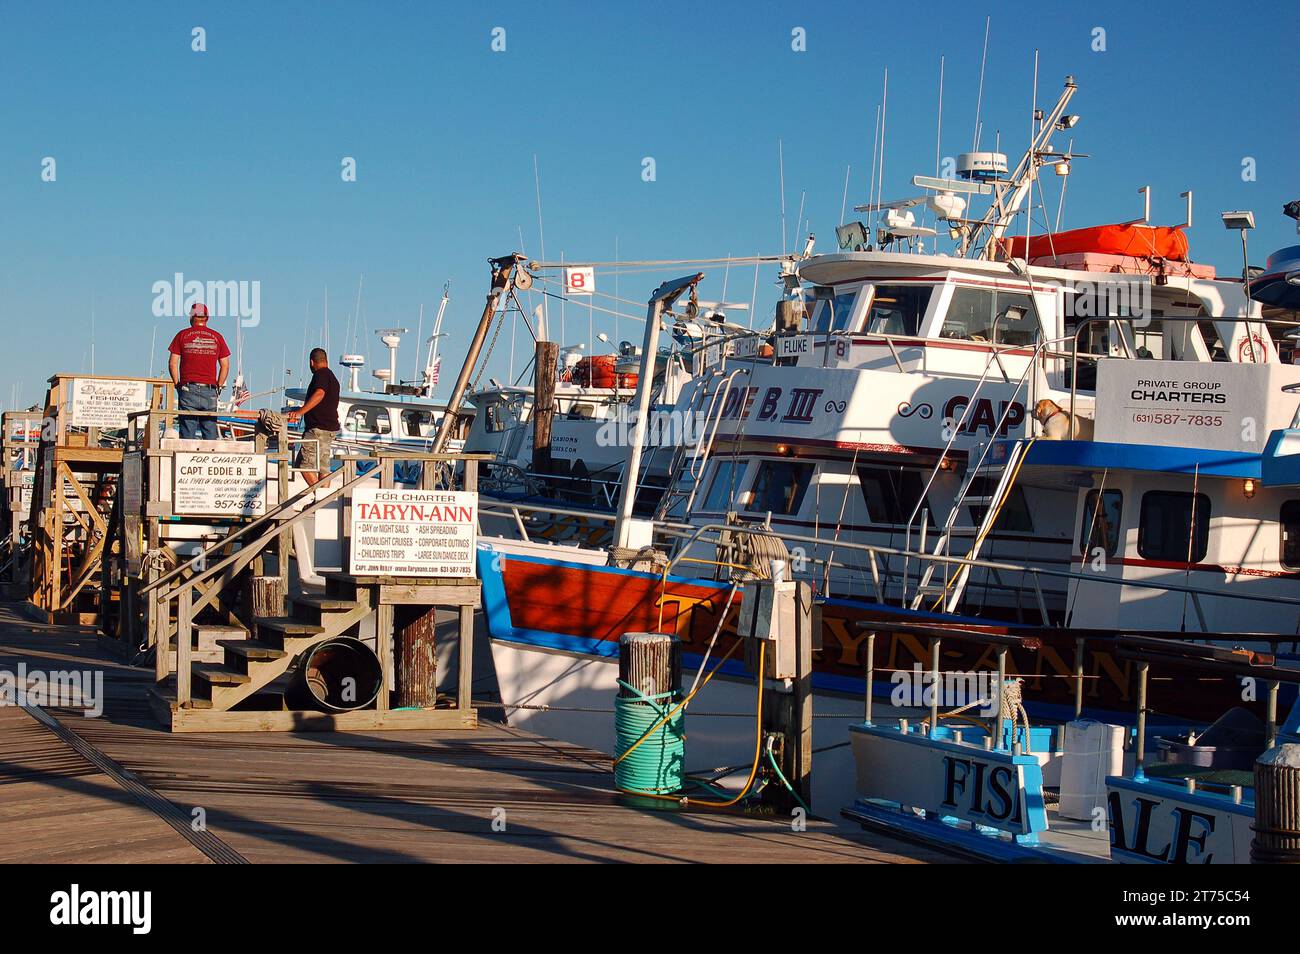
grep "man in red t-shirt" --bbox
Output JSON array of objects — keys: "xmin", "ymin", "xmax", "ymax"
[{"xmin": 167, "ymin": 303, "xmax": 231, "ymax": 440}]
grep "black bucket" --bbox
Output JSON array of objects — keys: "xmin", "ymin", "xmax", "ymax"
[{"xmin": 284, "ymin": 637, "xmax": 383, "ymax": 712}]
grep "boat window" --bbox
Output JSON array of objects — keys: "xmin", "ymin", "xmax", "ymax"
[
  {"xmin": 1196, "ymin": 321, "xmax": 1229, "ymax": 362},
  {"xmin": 862, "ymin": 285, "xmax": 933, "ymax": 337},
  {"xmin": 856, "ymin": 466, "xmax": 927, "ymax": 525},
  {"xmin": 810, "ymin": 291, "xmax": 860, "ymax": 334},
  {"xmin": 1079, "ymin": 489, "xmax": 1123, "ymax": 556},
  {"xmin": 567, "ymin": 403, "xmax": 597, "ymax": 420},
  {"xmin": 1132, "ymin": 318, "xmax": 1166, "ymax": 360},
  {"xmin": 700, "ymin": 459, "xmax": 744, "ymax": 512},
  {"xmin": 747, "ymin": 460, "xmax": 815, "ymax": 516},
  {"xmin": 942, "ymin": 287, "xmax": 1041, "ymax": 346},
  {"xmin": 993, "ymin": 291, "xmax": 1041, "ymax": 346},
  {"xmin": 401, "ymin": 409, "xmax": 432, "ymax": 437},
  {"xmin": 1138, "ymin": 490, "xmax": 1210, "ymax": 563},
  {"xmin": 1281, "ymin": 501, "xmax": 1300, "ymax": 570},
  {"xmin": 966, "ymin": 476, "xmax": 1034, "ymax": 532},
  {"xmin": 484, "ymin": 403, "xmax": 505, "ymax": 433},
  {"xmin": 346, "ymin": 406, "xmax": 390, "ymax": 435}
]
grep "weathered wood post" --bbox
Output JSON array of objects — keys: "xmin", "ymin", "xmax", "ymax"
[
  {"xmin": 248, "ymin": 575, "xmax": 285, "ymax": 618},
  {"xmin": 396, "ymin": 608, "xmax": 438, "ymax": 708},
  {"xmin": 532, "ymin": 340, "xmax": 558, "ymax": 476}
]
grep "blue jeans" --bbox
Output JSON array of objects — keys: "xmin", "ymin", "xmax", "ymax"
[{"xmin": 177, "ymin": 383, "xmax": 218, "ymax": 440}]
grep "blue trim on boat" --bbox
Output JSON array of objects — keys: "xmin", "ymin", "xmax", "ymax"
[
  {"xmin": 842, "ymin": 801, "xmax": 1091, "ymax": 863},
  {"xmin": 1261, "ymin": 429, "xmax": 1300, "ymax": 487},
  {"xmin": 1014, "ymin": 439, "xmax": 1261, "ymax": 478}
]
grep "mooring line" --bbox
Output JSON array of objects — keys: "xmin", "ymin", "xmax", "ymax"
[{"xmin": 20, "ymin": 703, "xmax": 249, "ymax": 865}]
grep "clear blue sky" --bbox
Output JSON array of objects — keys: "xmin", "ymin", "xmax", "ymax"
[{"xmin": 2, "ymin": 0, "xmax": 1296, "ymax": 407}]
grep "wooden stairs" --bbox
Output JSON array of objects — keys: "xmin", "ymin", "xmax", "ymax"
[{"xmin": 149, "ymin": 574, "xmax": 478, "ymax": 733}]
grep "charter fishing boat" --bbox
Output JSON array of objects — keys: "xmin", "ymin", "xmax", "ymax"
[
  {"xmin": 470, "ymin": 77, "xmax": 1300, "ymax": 813},
  {"xmin": 463, "ymin": 341, "xmax": 676, "ymax": 516}
]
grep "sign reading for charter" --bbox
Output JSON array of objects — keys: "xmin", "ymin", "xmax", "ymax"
[
  {"xmin": 173, "ymin": 452, "xmax": 268, "ymax": 516},
  {"xmin": 349, "ymin": 488, "xmax": 477, "ymax": 577},
  {"xmin": 69, "ymin": 378, "xmax": 150, "ymax": 429}
]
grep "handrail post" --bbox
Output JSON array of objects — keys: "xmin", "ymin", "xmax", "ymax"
[
  {"xmin": 1073, "ymin": 636, "xmax": 1085, "ymax": 719},
  {"xmin": 863, "ymin": 631, "xmax": 877, "ymax": 724},
  {"xmin": 176, "ymin": 585, "xmax": 192, "ymax": 706},
  {"xmin": 928, "ymin": 637, "xmax": 941, "ymax": 737},
  {"xmin": 994, "ymin": 647, "xmax": 1007, "ymax": 751},
  {"xmin": 153, "ymin": 587, "xmax": 169, "ymax": 683},
  {"xmin": 1135, "ymin": 661, "xmax": 1149, "ymax": 777},
  {"xmin": 277, "ymin": 417, "xmax": 290, "ymax": 601},
  {"xmin": 1267, "ymin": 680, "xmax": 1280, "ymax": 749}
]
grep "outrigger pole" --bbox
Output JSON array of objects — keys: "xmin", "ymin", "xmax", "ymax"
[
  {"xmin": 431, "ymin": 254, "xmax": 524, "ymax": 454},
  {"xmin": 612, "ymin": 271, "xmax": 704, "ymax": 551}
]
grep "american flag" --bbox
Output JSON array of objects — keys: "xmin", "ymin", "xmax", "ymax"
[
  {"xmin": 429, "ymin": 356, "xmax": 440, "ymax": 388},
  {"xmin": 232, "ymin": 375, "xmax": 251, "ymax": 408}
]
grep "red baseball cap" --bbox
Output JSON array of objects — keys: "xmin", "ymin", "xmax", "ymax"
[{"xmin": 190, "ymin": 303, "xmax": 209, "ymax": 318}]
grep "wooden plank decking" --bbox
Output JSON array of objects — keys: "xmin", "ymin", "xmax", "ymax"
[{"xmin": 0, "ymin": 603, "xmax": 954, "ymax": 864}]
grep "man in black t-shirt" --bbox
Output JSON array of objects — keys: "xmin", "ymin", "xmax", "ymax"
[{"xmin": 288, "ymin": 348, "xmax": 341, "ymax": 486}]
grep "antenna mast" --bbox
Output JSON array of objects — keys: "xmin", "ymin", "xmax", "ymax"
[{"xmin": 962, "ymin": 75, "xmax": 1078, "ymax": 259}]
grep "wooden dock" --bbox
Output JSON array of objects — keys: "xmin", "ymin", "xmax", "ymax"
[{"xmin": 0, "ymin": 604, "xmax": 953, "ymax": 864}]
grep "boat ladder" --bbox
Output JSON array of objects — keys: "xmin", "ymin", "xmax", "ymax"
[{"xmin": 908, "ymin": 438, "xmax": 1033, "ymax": 613}]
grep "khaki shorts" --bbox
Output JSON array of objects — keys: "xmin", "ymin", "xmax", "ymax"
[{"xmin": 297, "ymin": 428, "xmax": 335, "ymax": 474}]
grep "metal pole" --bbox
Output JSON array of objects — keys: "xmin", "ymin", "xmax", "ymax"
[
  {"xmin": 613, "ymin": 273, "xmax": 703, "ymax": 550},
  {"xmin": 994, "ymin": 647, "xmax": 1006, "ymax": 751},
  {"xmin": 863, "ymin": 631, "xmax": 876, "ymax": 724},
  {"xmin": 1135, "ymin": 662, "xmax": 1149, "ymax": 776},
  {"xmin": 1073, "ymin": 636, "xmax": 1085, "ymax": 719},
  {"xmin": 929, "ymin": 637, "xmax": 940, "ymax": 737},
  {"xmin": 431, "ymin": 254, "xmax": 522, "ymax": 454},
  {"xmin": 1268, "ymin": 680, "xmax": 1279, "ymax": 749}
]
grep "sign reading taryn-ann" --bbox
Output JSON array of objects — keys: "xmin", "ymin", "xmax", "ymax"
[
  {"xmin": 173, "ymin": 452, "xmax": 268, "ymax": 517},
  {"xmin": 349, "ymin": 487, "xmax": 477, "ymax": 578},
  {"xmin": 68, "ymin": 378, "xmax": 151, "ymax": 430}
]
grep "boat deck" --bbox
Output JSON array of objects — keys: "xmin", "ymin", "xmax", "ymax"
[{"xmin": 0, "ymin": 605, "xmax": 952, "ymax": 864}]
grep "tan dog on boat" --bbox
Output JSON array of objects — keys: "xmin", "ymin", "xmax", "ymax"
[{"xmin": 1034, "ymin": 399, "xmax": 1093, "ymax": 439}]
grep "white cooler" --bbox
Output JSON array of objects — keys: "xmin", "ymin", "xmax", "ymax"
[{"xmin": 1058, "ymin": 720, "xmax": 1126, "ymax": 820}]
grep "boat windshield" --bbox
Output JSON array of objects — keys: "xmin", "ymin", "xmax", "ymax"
[
  {"xmin": 810, "ymin": 291, "xmax": 860, "ymax": 334},
  {"xmin": 862, "ymin": 285, "xmax": 934, "ymax": 337}
]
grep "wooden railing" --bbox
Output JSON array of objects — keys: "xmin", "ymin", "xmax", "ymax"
[{"xmin": 137, "ymin": 440, "xmax": 485, "ymax": 708}]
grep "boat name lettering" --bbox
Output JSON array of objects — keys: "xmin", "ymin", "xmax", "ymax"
[
  {"xmin": 719, "ymin": 386, "xmax": 760, "ymax": 420},
  {"xmin": 782, "ymin": 388, "xmax": 823, "ymax": 423},
  {"xmin": 1107, "ymin": 791, "xmax": 1219, "ymax": 864},
  {"xmin": 356, "ymin": 503, "xmax": 475, "ymax": 523},
  {"xmin": 941, "ymin": 756, "xmax": 1023, "ymax": 825},
  {"xmin": 941, "ymin": 396, "xmax": 1025, "ymax": 436}
]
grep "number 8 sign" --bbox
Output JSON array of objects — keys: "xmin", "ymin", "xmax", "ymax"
[{"xmin": 564, "ymin": 266, "xmax": 595, "ymax": 296}]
